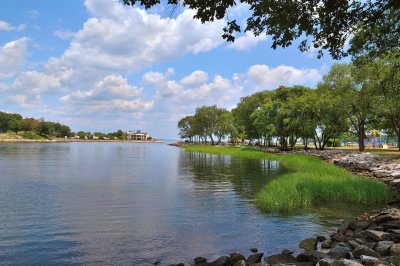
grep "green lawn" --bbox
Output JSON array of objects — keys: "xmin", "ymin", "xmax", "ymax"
[{"xmin": 183, "ymin": 145, "xmax": 392, "ymax": 212}]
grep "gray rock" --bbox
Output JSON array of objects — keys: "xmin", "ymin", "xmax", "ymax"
[
  {"xmin": 299, "ymin": 237, "xmax": 318, "ymax": 251},
  {"xmin": 331, "ymin": 233, "xmax": 350, "ymax": 243},
  {"xmin": 328, "ymin": 242, "xmax": 352, "ymax": 259},
  {"xmin": 390, "ymin": 243, "xmax": 400, "ymax": 256},
  {"xmin": 339, "ymin": 259, "xmax": 363, "ymax": 266},
  {"xmin": 251, "ymin": 248, "xmax": 259, "ymax": 253},
  {"xmin": 229, "ymin": 253, "xmax": 246, "ymax": 265},
  {"xmin": 249, "ymin": 263, "xmax": 270, "ymax": 266},
  {"xmin": 353, "ymin": 245, "xmax": 381, "ymax": 259},
  {"xmin": 387, "ymin": 229, "xmax": 400, "ymax": 234},
  {"xmin": 374, "ymin": 241, "xmax": 394, "ymax": 256},
  {"xmin": 210, "ymin": 256, "xmax": 228, "ymax": 266},
  {"xmin": 282, "ymin": 249, "xmax": 294, "ymax": 255},
  {"xmin": 360, "ymin": 255, "xmax": 383, "ymax": 266},
  {"xmin": 233, "ymin": 260, "xmax": 246, "ymax": 266},
  {"xmin": 246, "ymin": 253, "xmax": 264, "ymax": 264},
  {"xmin": 363, "ymin": 230, "xmax": 391, "ymax": 242},
  {"xmin": 348, "ymin": 221, "xmax": 370, "ymax": 231},
  {"xmin": 264, "ymin": 253, "xmax": 297, "ymax": 264},
  {"xmin": 194, "ymin": 257, "xmax": 207, "ymax": 264},
  {"xmin": 321, "ymin": 240, "xmax": 334, "ymax": 249},
  {"xmin": 347, "ymin": 240, "xmax": 360, "ymax": 250},
  {"xmin": 296, "ymin": 251, "xmax": 329, "ymax": 264},
  {"xmin": 317, "ymin": 258, "xmax": 342, "ymax": 266}
]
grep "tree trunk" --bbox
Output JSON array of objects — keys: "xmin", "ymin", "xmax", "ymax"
[
  {"xmin": 358, "ymin": 126, "xmax": 365, "ymax": 151},
  {"xmin": 210, "ymin": 134, "xmax": 214, "ymax": 145},
  {"xmin": 304, "ymin": 138, "xmax": 308, "ymax": 149}
]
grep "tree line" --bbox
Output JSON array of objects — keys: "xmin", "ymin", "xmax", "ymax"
[
  {"xmin": 178, "ymin": 52, "xmax": 400, "ymax": 151},
  {"xmin": 0, "ymin": 112, "xmax": 72, "ymax": 138},
  {"xmin": 0, "ymin": 112, "xmax": 128, "ymax": 140}
]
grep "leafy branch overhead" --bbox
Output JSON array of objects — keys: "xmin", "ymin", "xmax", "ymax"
[{"xmin": 122, "ymin": 0, "xmax": 399, "ymax": 59}]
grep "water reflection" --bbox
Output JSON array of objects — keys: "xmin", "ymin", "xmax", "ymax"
[
  {"xmin": 179, "ymin": 151, "xmax": 281, "ymax": 200},
  {"xmin": 0, "ymin": 143, "xmax": 384, "ymax": 265}
]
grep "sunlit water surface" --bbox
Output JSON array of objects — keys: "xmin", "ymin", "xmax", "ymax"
[{"xmin": 0, "ymin": 143, "xmax": 379, "ymax": 265}]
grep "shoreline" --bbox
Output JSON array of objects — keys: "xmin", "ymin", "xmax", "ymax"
[
  {"xmin": 170, "ymin": 143, "xmax": 400, "ymax": 266},
  {"xmin": 0, "ymin": 138, "xmax": 165, "ymax": 143}
]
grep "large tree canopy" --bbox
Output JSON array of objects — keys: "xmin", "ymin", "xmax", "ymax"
[{"xmin": 122, "ymin": 0, "xmax": 399, "ymax": 59}]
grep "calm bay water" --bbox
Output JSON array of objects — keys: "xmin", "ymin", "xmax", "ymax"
[{"xmin": 0, "ymin": 142, "xmax": 376, "ymax": 265}]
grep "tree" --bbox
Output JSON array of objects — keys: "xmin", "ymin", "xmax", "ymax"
[
  {"xmin": 8, "ymin": 119, "xmax": 24, "ymax": 134},
  {"xmin": 122, "ymin": 0, "xmax": 399, "ymax": 59},
  {"xmin": 320, "ymin": 64, "xmax": 377, "ymax": 151},
  {"xmin": 77, "ymin": 131, "xmax": 87, "ymax": 139},
  {"xmin": 213, "ymin": 110, "xmax": 235, "ymax": 144},
  {"xmin": 178, "ymin": 115, "xmax": 196, "ymax": 142},
  {"xmin": 194, "ymin": 105, "xmax": 225, "ymax": 145},
  {"xmin": 232, "ymin": 91, "xmax": 272, "ymax": 140},
  {"xmin": 250, "ymin": 100, "xmax": 276, "ymax": 146},
  {"xmin": 354, "ymin": 51, "xmax": 400, "ymax": 150}
]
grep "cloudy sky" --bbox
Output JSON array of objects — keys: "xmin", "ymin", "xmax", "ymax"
[{"xmin": 0, "ymin": 0, "xmax": 345, "ymax": 139}]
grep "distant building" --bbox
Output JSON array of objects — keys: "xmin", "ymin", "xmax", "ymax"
[{"xmin": 126, "ymin": 130, "xmax": 150, "ymax": 141}]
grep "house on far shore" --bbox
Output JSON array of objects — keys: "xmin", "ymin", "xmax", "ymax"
[{"xmin": 126, "ymin": 130, "xmax": 150, "ymax": 141}]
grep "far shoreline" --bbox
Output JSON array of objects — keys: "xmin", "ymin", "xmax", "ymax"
[{"xmin": 0, "ymin": 138, "xmax": 165, "ymax": 143}]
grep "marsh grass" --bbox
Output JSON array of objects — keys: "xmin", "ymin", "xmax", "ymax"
[{"xmin": 184, "ymin": 145, "xmax": 392, "ymax": 212}]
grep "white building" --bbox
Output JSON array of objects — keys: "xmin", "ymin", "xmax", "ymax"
[{"xmin": 126, "ymin": 130, "xmax": 150, "ymax": 141}]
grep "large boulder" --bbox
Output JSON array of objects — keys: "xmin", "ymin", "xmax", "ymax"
[
  {"xmin": 353, "ymin": 245, "xmax": 381, "ymax": 259},
  {"xmin": 327, "ymin": 243, "xmax": 352, "ymax": 259},
  {"xmin": 299, "ymin": 237, "xmax": 318, "ymax": 251},
  {"xmin": 347, "ymin": 221, "xmax": 371, "ymax": 231},
  {"xmin": 362, "ymin": 230, "xmax": 391, "ymax": 242},
  {"xmin": 297, "ymin": 251, "xmax": 329, "ymax": 264},
  {"xmin": 339, "ymin": 259, "xmax": 363, "ymax": 266},
  {"xmin": 390, "ymin": 243, "xmax": 400, "ymax": 256},
  {"xmin": 374, "ymin": 241, "xmax": 394, "ymax": 256},
  {"xmin": 228, "ymin": 253, "xmax": 246, "ymax": 265},
  {"xmin": 246, "ymin": 253, "xmax": 264, "ymax": 264},
  {"xmin": 210, "ymin": 256, "xmax": 228, "ymax": 266},
  {"xmin": 264, "ymin": 253, "xmax": 297, "ymax": 265}
]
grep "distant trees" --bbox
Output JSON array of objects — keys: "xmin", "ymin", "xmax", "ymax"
[
  {"xmin": 178, "ymin": 105, "xmax": 237, "ymax": 144},
  {"xmin": 178, "ymin": 54, "xmax": 400, "ymax": 151},
  {"xmin": 0, "ymin": 111, "xmax": 72, "ymax": 138}
]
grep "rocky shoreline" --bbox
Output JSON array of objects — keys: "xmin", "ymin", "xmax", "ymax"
[{"xmin": 169, "ymin": 146, "xmax": 400, "ymax": 266}]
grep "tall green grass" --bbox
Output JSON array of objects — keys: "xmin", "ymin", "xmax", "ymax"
[{"xmin": 183, "ymin": 145, "xmax": 392, "ymax": 212}]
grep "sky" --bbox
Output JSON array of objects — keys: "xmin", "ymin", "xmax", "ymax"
[{"xmin": 0, "ymin": 0, "xmax": 345, "ymax": 139}]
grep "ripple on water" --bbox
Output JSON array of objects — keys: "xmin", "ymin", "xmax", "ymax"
[{"xmin": 0, "ymin": 142, "xmax": 382, "ymax": 265}]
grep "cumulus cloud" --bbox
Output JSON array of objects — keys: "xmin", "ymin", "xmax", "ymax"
[
  {"xmin": 141, "ymin": 69, "xmax": 241, "ymax": 120},
  {"xmin": 0, "ymin": 38, "xmax": 29, "ymax": 79},
  {"xmin": 246, "ymin": 64, "xmax": 322, "ymax": 90},
  {"xmin": 0, "ymin": 20, "xmax": 26, "ymax": 31},
  {"xmin": 49, "ymin": 0, "xmax": 225, "ymax": 75},
  {"xmin": 60, "ymin": 75, "xmax": 153, "ymax": 114},
  {"xmin": 228, "ymin": 31, "xmax": 267, "ymax": 51}
]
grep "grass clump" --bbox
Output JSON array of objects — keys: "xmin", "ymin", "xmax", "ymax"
[{"xmin": 183, "ymin": 145, "xmax": 392, "ymax": 212}]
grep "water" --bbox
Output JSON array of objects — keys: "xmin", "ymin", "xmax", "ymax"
[{"xmin": 0, "ymin": 142, "xmax": 378, "ymax": 265}]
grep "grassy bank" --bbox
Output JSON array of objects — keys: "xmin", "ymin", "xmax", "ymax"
[{"xmin": 183, "ymin": 145, "xmax": 392, "ymax": 212}]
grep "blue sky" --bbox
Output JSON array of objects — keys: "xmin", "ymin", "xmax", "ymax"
[{"xmin": 0, "ymin": 0, "xmax": 344, "ymax": 139}]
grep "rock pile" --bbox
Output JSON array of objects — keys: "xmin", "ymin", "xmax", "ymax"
[{"xmin": 169, "ymin": 208, "xmax": 400, "ymax": 266}]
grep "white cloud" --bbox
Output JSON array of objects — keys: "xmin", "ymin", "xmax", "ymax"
[
  {"xmin": 54, "ymin": 30, "xmax": 75, "ymax": 40},
  {"xmin": 0, "ymin": 38, "xmax": 29, "ymax": 79},
  {"xmin": 180, "ymin": 70, "xmax": 209, "ymax": 86},
  {"xmin": 50, "ymin": 0, "xmax": 225, "ymax": 75},
  {"xmin": 246, "ymin": 64, "xmax": 322, "ymax": 90},
  {"xmin": 60, "ymin": 75, "xmax": 153, "ymax": 114},
  {"xmin": 228, "ymin": 31, "xmax": 267, "ymax": 51},
  {"xmin": 0, "ymin": 20, "xmax": 26, "ymax": 31}
]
